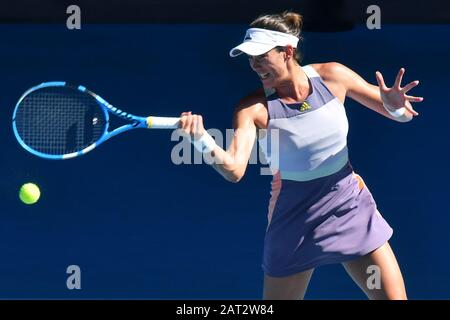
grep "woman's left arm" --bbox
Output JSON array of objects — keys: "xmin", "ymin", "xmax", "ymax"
[{"xmin": 319, "ymin": 62, "xmax": 424, "ymax": 122}]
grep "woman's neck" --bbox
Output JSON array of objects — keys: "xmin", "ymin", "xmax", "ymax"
[{"xmin": 274, "ymin": 64, "xmax": 311, "ymax": 103}]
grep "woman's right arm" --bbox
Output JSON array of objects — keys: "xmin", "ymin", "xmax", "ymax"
[{"xmin": 179, "ymin": 96, "xmax": 264, "ymax": 183}]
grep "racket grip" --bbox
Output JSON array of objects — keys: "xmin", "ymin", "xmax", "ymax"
[{"xmin": 146, "ymin": 116, "xmax": 180, "ymax": 129}]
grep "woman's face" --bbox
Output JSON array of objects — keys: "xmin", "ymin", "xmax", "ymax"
[{"xmin": 247, "ymin": 47, "xmax": 289, "ymax": 87}]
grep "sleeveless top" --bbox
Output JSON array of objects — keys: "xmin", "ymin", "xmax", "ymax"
[{"xmin": 258, "ymin": 65, "xmax": 350, "ymax": 181}]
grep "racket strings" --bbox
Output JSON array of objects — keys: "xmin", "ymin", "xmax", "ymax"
[{"xmin": 14, "ymin": 87, "xmax": 107, "ymax": 155}]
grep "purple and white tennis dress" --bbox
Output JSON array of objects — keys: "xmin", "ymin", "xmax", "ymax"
[{"xmin": 259, "ymin": 65, "xmax": 393, "ymax": 277}]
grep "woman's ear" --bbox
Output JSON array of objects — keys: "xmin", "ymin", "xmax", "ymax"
[{"xmin": 283, "ymin": 45, "xmax": 294, "ymax": 61}]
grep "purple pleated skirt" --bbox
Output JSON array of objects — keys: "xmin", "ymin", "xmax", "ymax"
[{"xmin": 263, "ymin": 162, "xmax": 393, "ymax": 277}]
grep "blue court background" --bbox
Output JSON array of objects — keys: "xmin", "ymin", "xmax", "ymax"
[{"xmin": 0, "ymin": 23, "xmax": 448, "ymax": 299}]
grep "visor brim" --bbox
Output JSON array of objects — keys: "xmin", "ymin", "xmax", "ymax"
[{"xmin": 229, "ymin": 42, "xmax": 276, "ymax": 57}]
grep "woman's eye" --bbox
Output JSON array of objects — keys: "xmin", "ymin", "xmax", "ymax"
[{"xmin": 248, "ymin": 53, "xmax": 267, "ymax": 62}]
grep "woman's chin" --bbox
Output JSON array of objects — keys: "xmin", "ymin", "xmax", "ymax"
[{"xmin": 261, "ymin": 78, "xmax": 275, "ymax": 87}]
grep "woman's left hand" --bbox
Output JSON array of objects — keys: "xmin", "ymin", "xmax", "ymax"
[{"xmin": 375, "ymin": 68, "xmax": 424, "ymax": 116}]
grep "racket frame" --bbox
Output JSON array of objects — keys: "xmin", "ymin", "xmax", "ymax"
[{"xmin": 12, "ymin": 82, "xmax": 169, "ymax": 160}]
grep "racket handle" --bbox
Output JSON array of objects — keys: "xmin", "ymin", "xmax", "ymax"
[{"xmin": 146, "ymin": 116, "xmax": 180, "ymax": 129}]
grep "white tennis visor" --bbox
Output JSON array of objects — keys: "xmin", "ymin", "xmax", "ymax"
[{"xmin": 229, "ymin": 28, "xmax": 299, "ymax": 57}]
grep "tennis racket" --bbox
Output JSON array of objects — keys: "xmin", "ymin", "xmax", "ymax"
[{"xmin": 12, "ymin": 82, "xmax": 180, "ymax": 159}]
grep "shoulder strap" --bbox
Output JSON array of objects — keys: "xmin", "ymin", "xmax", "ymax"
[{"xmin": 301, "ymin": 65, "xmax": 320, "ymax": 78}]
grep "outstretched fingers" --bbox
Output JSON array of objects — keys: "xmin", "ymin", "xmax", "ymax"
[
  {"xmin": 405, "ymin": 94, "xmax": 424, "ymax": 103},
  {"xmin": 404, "ymin": 101, "xmax": 419, "ymax": 116},
  {"xmin": 401, "ymin": 80, "xmax": 419, "ymax": 94},
  {"xmin": 375, "ymin": 71, "xmax": 388, "ymax": 91},
  {"xmin": 394, "ymin": 68, "xmax": 405, "ymax": 90}
]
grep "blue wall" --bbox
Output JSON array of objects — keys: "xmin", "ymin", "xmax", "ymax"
[{"xmin": 0, "ymin": 23, "xmax": 448, "ymax": 299}]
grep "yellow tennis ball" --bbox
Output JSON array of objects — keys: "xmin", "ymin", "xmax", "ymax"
[{"xmin": 19, "ymin": 183, "xmax": 41, "ymax": 205}]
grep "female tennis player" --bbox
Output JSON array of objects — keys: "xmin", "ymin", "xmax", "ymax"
[{"xmin": 179, "ymin": 12, "xmax": 423, "ymax": 300}]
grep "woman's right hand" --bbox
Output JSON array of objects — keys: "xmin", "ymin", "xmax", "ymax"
[{"xmin": 179, "ymin": 111, "xmax": 206, "ymax": 140}]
